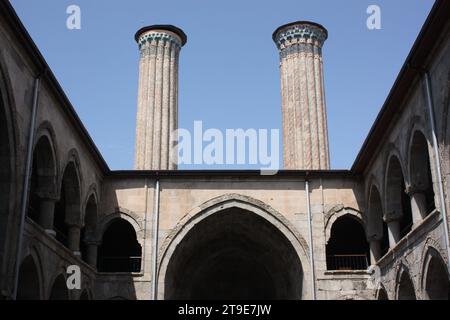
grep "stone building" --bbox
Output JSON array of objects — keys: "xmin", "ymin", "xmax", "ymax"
[{"xmin": 0, "ymin": 0, "xmax": 449, "ymax": 300}]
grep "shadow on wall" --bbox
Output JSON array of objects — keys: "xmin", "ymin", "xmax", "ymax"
[
  {"xmin": 15, "ymin": 146, "xmax": 140, "ymax": 299},
  {"xmin": 326, "ymin": 215, "xmax": 370, "ymax": 271},
  {"xmin": 164, "ymin": 207, "xmax": 303, "ymax": 300},
  {"xmin": 94, "ymin": 184, "xmax": 141, "ymax": 300},
  {"xmin": 101, "ymin": 176, "xmax": 366, "ymax": 300},
  {"xmin": 0, "ymin": 70, "xmax": 15, "ymax": 295}
]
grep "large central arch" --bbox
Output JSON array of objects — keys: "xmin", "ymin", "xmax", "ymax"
[{"xmin": 157, "ymin": 195, "xmax": 309, "ymax": 300}]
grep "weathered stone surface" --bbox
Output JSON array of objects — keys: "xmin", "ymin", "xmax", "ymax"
[
  {"xmin": 273, "ymin": 22, "xmax": 330, "ymax": 170},
  {"xmin": 134, "ymin": 27, "xmax": 184, "ymax": 170},
  {"xmin": 0, "ymin": 2, "xmax": 449, "ymax": 301}
]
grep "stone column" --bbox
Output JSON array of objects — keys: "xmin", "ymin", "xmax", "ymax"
[
  {"xmin": 406, "ymin": 184, "xmax": 427, "ymax": 224},
  {"xmin": 368, "ymin": 235, "xmax": 382, "ymax": 264},
  {"xmin": 273, "ymin": 21, "xmax": 330, "ymax": 170},
  {"xmin": 134, "ymin": 25, "xmax": 186, "ymax": 170},
  {"xmin": 38, "ymin": 196, "xmax": 58, "ymax": 237},
  {"xmin": 67, "ymin": 225, "xmax": 81, "ymax": 257},
  {"xmin": 85, "ymin": 241, "xmax": 99, "ymax": 268},
  {"xmin": 384, "ymin": 213, "xmax": 401, "ymax": 248}
]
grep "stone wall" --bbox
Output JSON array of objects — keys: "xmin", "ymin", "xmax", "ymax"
[{"xmin": 0, "ymin": 1, "xmax": 448, "ymax": 300}]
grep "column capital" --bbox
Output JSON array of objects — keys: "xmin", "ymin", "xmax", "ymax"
[
  {"xmin": 45, "ymin": 229, "xmax": 56, "ymax": 237},
  {"xmin": 273, "ymin": 21, "xmax": 328, "ymax": 50},
  {"xmin": 83, "ymin": 233, "xmax": 100, "ymax": 245},
  {"xmin": 85, "ymin": 240, "xmax": 101, "ymax": 247},
  {"xmin": 66, "ymin": 223, "xmax": 82, "ymax": 230},
  {"xmin": 383, "ymin": 211, "xmax": 402, "ymax": 223},
  {"xmin": 135, "ymin": 25, "xmax": 187, "ymax": 50},
  {"xmin": 36, "ymin": 192, "xmax": 59, "ymax": 202},
  {"xmin": 404, "ymin": 183, "xmax": 427, "ymax": 196}
]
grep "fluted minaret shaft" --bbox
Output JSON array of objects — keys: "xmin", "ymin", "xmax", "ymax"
[
  {"xmin": 273, "ymin": 22, "xmax": 330, "ymax": 170},
  {"xmin": 134, "ymin": 25, "xmax": 186, "ymax": 170}
]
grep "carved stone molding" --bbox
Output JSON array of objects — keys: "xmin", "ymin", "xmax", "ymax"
[
  {"xmin": 137, "ymin": 32, "xmax": 182, "ymax": 52},
  {"xmin": 273, "ymin": 22, "xmax": 328, "ymax": 50},
  {"xmin": 383, "ymin": 210, "xmax": 403, "ymax": 223},
  {"xmin": 404, "ymin": 183, "xmax": 427, "ymax": 196}
]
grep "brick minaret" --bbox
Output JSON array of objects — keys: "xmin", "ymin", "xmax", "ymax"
[
  {"xmin": 273, "ymin": 21, "xmax": 330, "ymax": 170},
  {"xmin": 134, "ymin": 25, "xmax": 187, "ymax": 170}
]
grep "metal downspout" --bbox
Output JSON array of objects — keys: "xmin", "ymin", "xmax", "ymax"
[
  {"xmin": 151, "ymin": 179, "xmax": 160, "ymax": 300},
  {"xmin": 305, "ymin": 179, "xmax": 316, "ymax": 300}
]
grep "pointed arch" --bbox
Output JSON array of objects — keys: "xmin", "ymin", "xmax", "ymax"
[
  {"xmin": 34, "ymin": 121, "xmax": 59, "ymax": 180},
  {"xmin": 81, "ymin": 184, "xmax": 99, "ymax": 226},
  {"xmin": 28, "ymin": 132, "xmax": 58, "ymax": 224},
  {"xmin": 79, "ymin": 289, "xmax": 92, "ymax": 300},
  {"xmin": 367, "ymin": 185, "xmax": 389, "ymax": 260},
  {"xmin": 97, "ymin": 217, "xmax": 142, "ymax": 273},
  {"xmin": 48, "ymin": 273, "xmax": 69, "ymax": 300},
  {"xmin": 409, "ymin": 129, "xmax": 436, "ymax": 218},
  {"xmin": 157, "ymin": 193, "xmax": 311, "ymax": 300},
  {"xmin": 395, "ymin": 263, "xmax": 417, "ymax": 300},
  {"xmin": 16, "ymin": 254, "xmax": 42, "ymax": 300},
  {"xmin": 324, "ymin": 206, "xmax": 364, "ymax": 243},
  {"xmin": 98, "ymin": 208, "xmax": 143, "ymax": 244},
  {"xmin": 325, "ymin": 212, "xmax": 369, "ymax": 270},
  {"xmin": 421, "ymin": 245, "xmax": 449, "ymax": 300},
  {"xmin": 54, "ymin": 155, "xmax": 82, "ymax": 246},
  {"xmin": 80, "ymin": 188, "xmax": 98, "ymax": 264},
  {"xmin": 376, "ymin": 284, "xmax": 389, "ymax": 300},
  {"xmin": 385, "ymin": 154, "xmax": 412, "ymax": 239},
  {"xmin": 97, "ymin": 208, "xmax": 143, "ymax": 273}
]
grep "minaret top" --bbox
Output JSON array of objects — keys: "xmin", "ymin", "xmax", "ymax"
[
  {"xmin": 135, "ymin": 24, "xmax": 187, "ymax": 47},
  {"xmin": 272, "ymin": 21, "xmax": 328, "ymax": 49}
]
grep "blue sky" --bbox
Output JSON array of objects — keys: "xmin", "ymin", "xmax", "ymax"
[{"xmin": 10, "ymin": 0, "xmax": 435, "ymax": 170}]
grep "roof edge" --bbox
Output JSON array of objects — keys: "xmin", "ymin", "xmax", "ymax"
[
  {"xmin": 1, "ymin": 0, "xmax": 110, "ymax": 173},
  {"xmin": 351, "ymin": 0, "xmax": 449, "ymax": 174},
  {"xmin": 272, "ymin": 20, "xmax": 328, "ymax": 42},
  {"xmin": 135, "ymin": 24, "xmax": 187, "ymax": 46},
  {"xmin": 107, "ymin": 169, "xmax": 358, "ymax": 179}
]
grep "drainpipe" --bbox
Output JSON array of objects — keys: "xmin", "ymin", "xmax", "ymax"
[
  {"xmin": 305, "ymin": 179, "xmax": 316, "ymax": 300},
  {"xmin": 12, "ymin": 75, "xmax": 42, "ymax": 300},
  {"xmin": 141, "ymin": 178, "xmax": 149, "ymax": 275},
  {"xmin": 423, "ymin": 71, "xmax": 450, "ymax": 272},
  {"xmin": 151, "ymin": 179, "xmax": 160, "ymax": 300}
]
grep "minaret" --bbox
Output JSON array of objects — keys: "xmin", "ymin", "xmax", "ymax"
[
  {"xmin": 134, "ymin": 25, "xmax": 187, "ymax": 170},
  {"xmin": 273, "ymin": 21, "xmax": 330, "ymax": 170}
]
